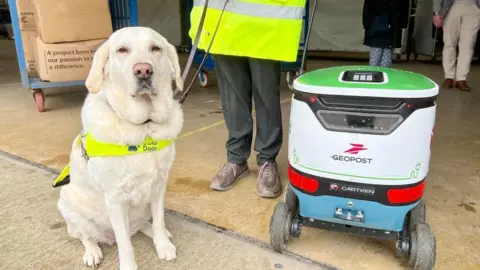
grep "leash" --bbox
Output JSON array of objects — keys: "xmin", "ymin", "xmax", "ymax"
[{"xmin": 173, "ymin": 0, "xmax": 230, "ymax": 104}]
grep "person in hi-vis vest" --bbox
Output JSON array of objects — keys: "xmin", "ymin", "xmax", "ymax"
[{"xmin": 189, "ymin": 0, "xmax": 306, "ymax": 198}]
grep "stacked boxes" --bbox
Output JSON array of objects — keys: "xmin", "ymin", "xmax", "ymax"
[
  {"xmin": 33, "ymin": 0, "xmax": 113, "ymax": 82},
  {"xmin": 16, "ymin": 0, "xmax": 114, "ymax": 82},
  {"xmin": 16, "ymin": 0, "xmax": 37, "ymax": 76}
]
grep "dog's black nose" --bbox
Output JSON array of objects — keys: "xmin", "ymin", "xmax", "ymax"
[{"xmin": 133, "ymin": 63, "xmax": 153, "ymax": 79}]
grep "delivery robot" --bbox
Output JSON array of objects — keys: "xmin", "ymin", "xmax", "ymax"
[{"xmin": 270, "ymin": 66, "xmax": 437, "ymax": 270}]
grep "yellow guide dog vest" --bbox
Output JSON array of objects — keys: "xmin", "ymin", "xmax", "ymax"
[{"xmin": 52, "ymin": 133, "xmax": 172, "ymax": 188}]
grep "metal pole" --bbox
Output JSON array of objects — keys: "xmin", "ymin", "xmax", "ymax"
[{"xmin": 299, "ymin": 0, "xmax": 317, "ymax": 76}]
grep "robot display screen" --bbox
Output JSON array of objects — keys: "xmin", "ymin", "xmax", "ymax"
[
  {"xmin": 341, "ymin": 71, "xmax": 385, "ymax": 83},
  {"xmin": 316, "ymin": 110, "xmax": 403, "ymax": 135}
]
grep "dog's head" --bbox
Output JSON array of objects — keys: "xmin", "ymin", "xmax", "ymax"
[{"xmin": 85, "ymin": 26, "xmax": 183, "ymax": 97}]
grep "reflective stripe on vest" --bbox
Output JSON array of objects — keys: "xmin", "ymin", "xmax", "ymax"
[
  {"xmin": 189, "ymin": 0, "xmax": 306, "ymax": 62},
  {"xmin": 193, "ymin": 0, "xmax": 305, "ymax": 19}
]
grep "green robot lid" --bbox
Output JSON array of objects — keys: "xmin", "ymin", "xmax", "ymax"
[{"xmin": 293, "ymin": 66, "xmax": 439, "ymax": 98}]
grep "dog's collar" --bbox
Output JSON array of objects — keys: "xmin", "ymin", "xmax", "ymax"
[{"xmin": 52, "ymin": 132, "xmax": 172, "ymax": 188}]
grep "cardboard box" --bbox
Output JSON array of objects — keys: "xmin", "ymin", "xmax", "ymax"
[
  {"xmin": 35, "ymin": 38, "xmax": 106, "ymax": 82},
  {"xmin": 34, "ymin": 0, "xmax": 113, "ymax": 43},
  {"xmin": 16, "ymin": 0, "xmax": 36, "ymax": 31},
  {"xmin": 20, "ymin": 31, "xmax": 38, "ymax": 76}
]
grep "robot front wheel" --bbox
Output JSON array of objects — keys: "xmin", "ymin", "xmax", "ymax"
[
  {"xmin": 408, "ymin": 223, "xmax": 436, "ymax": 270},
  {"xmin": 270, "ymin": 187, "xmax": 302, "ymax": 253},
  {"xmin": 397, "ymin": 200, "xmax": 436, "ymax": 270}
]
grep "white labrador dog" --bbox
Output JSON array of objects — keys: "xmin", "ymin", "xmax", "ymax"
[{"xmin": 56, "ymin": 27, "xmax": 184, "ymax": 270}]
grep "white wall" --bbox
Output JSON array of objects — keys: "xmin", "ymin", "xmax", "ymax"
[
  {"xmin": 137, "ymin": 0, "xmax": 182, "ymax": 45},
  {"xmin": 308, "ymin": 0, "xmax": 369, "ymax": 52}
]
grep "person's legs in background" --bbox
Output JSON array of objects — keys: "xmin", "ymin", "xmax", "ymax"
[
  {"xmin": 380, "ymin": 48, "xmax": 393, "ymax": 67},
  {"xmin": 249, "ymin": 58, "xmax": 282, "ymax": 198},
  {"xmin": 442, "ymin": 4, "xmax": 462, "ymax": 89},
  {"xmin": 210, "ymin": 55, "xmax": 252, "ymax": 191},
  {"xmin": 369, "ymin": 47, "xmax": 383, "ymax": 66},
  {"xmin": 454, "ymin": 3, "xmax": 480, "ymax": 91}
]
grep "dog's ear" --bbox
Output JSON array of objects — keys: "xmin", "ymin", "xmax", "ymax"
[
  {"xmin": 166, "ymin": 42, "xmax": 184, "ymax": 92},
  {"xmin": 85, "ymin": 39, "xmax": 110, "ymax": 94}
]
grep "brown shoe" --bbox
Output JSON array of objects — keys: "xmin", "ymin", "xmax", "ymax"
[
  {"xmin": 455, "ymin": 80, "xmax": 470, "ymax": 91},
  {"xmin": 442, "ymin": 78, "xmax": 454, "ymax": 89},
  {"xmin": 257, "ymin": 161, "xmax": 282, "ymax": 198},
  {"xmin": 210, "ymin": 162, "xmax": 249, "ymax": 191}
]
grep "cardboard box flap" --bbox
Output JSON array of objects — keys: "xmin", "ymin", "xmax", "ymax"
[{"xmin": 34, "ymin": 0, "xmax": 113, "ymax": 43}]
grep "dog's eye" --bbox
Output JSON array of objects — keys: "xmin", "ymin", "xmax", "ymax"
[
  {"xmin": 151, "ymin": 45, "xmax": 162, "ymax": 52},
  {"xmin": 117, "ymin": 47, "xmax": 128, "ymax": 53}
]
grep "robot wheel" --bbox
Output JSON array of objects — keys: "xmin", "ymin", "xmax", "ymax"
[
  {"xmin": 269, "ymin": 186, "xmax": 302, "ymax": 253},
  {"xmin": 396, "ymin": 200, "xmax": 436, "ymax": 270}
]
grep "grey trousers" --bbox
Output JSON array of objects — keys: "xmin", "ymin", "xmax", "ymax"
[{"xmin": 214, "ymin": 54, "xmax": 282, "ymax": 166}]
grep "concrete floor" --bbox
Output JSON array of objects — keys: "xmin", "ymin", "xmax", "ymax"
[
  {"xmin": 1, "ymin": 38, "xmax": 480, "ymax": 270},
  {"xmin": 0, "ymin": 153, "xmax": 328, "ymax": 270}
]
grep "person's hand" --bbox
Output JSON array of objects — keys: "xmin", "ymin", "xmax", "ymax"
[{"xmin": 433, "ymin": 15, "xmax": 443, "ymax": 28}]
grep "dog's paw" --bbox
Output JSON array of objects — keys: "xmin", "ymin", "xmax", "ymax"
[
  {"xmin": 83, "ymin": 244, "xmax": 103, "ymax": 268},
  {"xmin": 155, "ymin": 240, "xmax": 177, "ymax": 261}
]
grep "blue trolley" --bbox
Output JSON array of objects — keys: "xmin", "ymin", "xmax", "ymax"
[
  {"xmin": 7, "ymin": 0, "xmax": 139, "ymax": 112},
  {"xmin": 184, "ymin": 0, "xmax": 311, "ymax": 89}
]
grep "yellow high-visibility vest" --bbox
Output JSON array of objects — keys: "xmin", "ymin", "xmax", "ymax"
[
  {"xmin": 52, "ymin": 133, "xmax": 172, "ymax": 188},
  {"xmin": 189, "ymin": 0, "xmax": 307, "ymax": 62}
]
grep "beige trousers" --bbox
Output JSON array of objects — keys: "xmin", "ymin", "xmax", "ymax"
[{"xmin": 442, "ymin": 2, "xmax": 480, "ymax": 81}]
